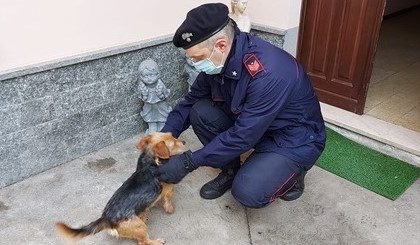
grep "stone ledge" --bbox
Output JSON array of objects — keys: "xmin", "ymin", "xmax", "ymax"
[
  {"xmin": 251, "ymin": 23, "xmax": 287, "ymax": 35},
  {"xmin": 321, "ymin": 102, "xmax": 420, "ymax": 161},
  {"xmin": 0, "ymin": 25, "xmax": 287, "ymax": 82},
  {"xmin": 0, "ymin": 34, "xmax": 173, "ymax": 82}
]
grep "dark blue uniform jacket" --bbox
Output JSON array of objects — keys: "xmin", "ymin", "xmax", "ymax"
[{"xmin": 162, "ymin": 31, "xmax": 326, "ymax": 169}]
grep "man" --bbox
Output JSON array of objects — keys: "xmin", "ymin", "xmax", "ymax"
[{"xmin": 157, "ymin": 3, "xmax": 326, "ymax": 209}]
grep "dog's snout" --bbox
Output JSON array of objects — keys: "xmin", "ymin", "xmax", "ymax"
[{"xmin": 181, "ymin": 140, "xmax": 186, "ymax": 145}]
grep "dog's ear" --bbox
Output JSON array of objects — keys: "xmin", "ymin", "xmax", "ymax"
[
  {"xmin": 154, "ymin": 141, "xmax": 170, "ymax": 159},
  {"xmin": 137, "ymin": 135, "xmax": 152, "ymax": 151}
]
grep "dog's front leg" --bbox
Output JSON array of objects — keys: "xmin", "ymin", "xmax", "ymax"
[{"xmin": 161, "ymin": 183, "xmax": 174, "ymax": 214}]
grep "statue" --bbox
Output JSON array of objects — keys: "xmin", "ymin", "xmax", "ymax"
[
  {"xmin": 137, "ymin": 58, "xmax": 172, "ymax": 133},
  {"xmin": 229, "ymin": 0, "xmax": 251, "ymax": 33},
  {"xmin": 180, "ymin": 49, "xmax": 200, "ymax": 91}
]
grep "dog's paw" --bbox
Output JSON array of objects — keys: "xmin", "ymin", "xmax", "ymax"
[
  {"xmin": 151, "ymin": 238, "xmax": 165, "ymax": 245},
  {"xmin": 163, "ymin": 203, "xmax": 174, "ymax": 214}
]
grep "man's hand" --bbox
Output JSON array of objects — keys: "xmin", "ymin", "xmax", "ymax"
[{"xmin": 157, "ymin": 150, "xmax": 197, "ymax": 184}]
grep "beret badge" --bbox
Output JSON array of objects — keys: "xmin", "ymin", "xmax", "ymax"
[{"xmin": 182, "ymin": 32, "xmax": 193, "ymax": 42}]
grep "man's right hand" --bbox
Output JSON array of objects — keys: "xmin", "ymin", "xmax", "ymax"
[{"xmin": 157, "ymin": 150, "xmax": 197, "ymax": 184}]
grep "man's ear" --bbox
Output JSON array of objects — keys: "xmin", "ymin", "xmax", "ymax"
[
  {"xmin": 137, "ymin": 135, "xmax": 152, "ymax": 151},
  {"xmin": 215, "ymin": 38, "xmax": 228, "ymax": 52},
  {"xmin": 154, "ymin": 141, "xmax": 170, "ymax": 159}
]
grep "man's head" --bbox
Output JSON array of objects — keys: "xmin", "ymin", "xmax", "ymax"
[{"xmin": 173, "ymin": 3, "xmax": 236, "ymax": 75}]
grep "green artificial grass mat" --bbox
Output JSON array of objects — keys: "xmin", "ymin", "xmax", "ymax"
[{"xmin": 316, "ymin": 128, "xmax": 420, "ymax": 200}]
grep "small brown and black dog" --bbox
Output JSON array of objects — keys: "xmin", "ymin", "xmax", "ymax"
[{"xmin": 56, "ymin": 132, "xmax": 185, "ymax": 245}]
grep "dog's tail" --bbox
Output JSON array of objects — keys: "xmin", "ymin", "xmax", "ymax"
[{"xmin": 55, "ymin": 217, "xmax": 110, "ymax": 240}]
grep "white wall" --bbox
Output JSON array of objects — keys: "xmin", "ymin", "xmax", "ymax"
[
  {"xmin": 248, "ymin": 0, "xmax": 301, "ymax": 29},
  {"xmin": 281, "ymin": 0, "xmax": 302, "ymax": 57},
  {"xmin": 0, "ymin": 0, "xmax": 300, "ymax": 72}
]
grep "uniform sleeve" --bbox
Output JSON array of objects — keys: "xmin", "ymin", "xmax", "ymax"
[
  {"xmin": 191, "ymin": 73, "xmax": 294, "ymax": 168},
  {"xmin": 161, "ymin": 73, "xmax": 211, "ymax": 137}
]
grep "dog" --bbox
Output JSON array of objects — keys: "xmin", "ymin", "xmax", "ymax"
[{"xmin": 56, "ymin": 132, "xmax": 185, "ymax": 245}]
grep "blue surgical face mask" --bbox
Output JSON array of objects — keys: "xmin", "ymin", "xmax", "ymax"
[{"xmin": 191, "ymin": 47, "xmax": 224, "ymax": 75}]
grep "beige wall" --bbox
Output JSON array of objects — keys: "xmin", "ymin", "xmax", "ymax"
[
  {"xmin": 0, "ymin": 0, "xmax": 301, "ymax": 72},
  {"xmin": 248, "ymin": 0, "xmax": 301, "ymax": 29}
]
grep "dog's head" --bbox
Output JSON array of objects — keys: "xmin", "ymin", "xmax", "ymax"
[{"xmin": 136, "ymin": 132, "xmax": 186, "ymax": 160}]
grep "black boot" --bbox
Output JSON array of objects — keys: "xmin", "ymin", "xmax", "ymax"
[
  {"xmin": 280, "ymin": 171, "xmax": 307, "ymax": 201},
  {"xmin": 200, "ymin": 168, "xmax": 237, "ymax": 200}
]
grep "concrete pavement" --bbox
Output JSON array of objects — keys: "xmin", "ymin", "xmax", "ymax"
[{"xmin": 0, "ymin": 129, "xmax": 419, "ymax": 245}]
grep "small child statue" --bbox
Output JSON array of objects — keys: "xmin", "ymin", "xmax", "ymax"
[
  {"xmin": 229, "ymin": 0, "xmax": 251, "ymax": 33},
  {"xmin": 137, "ymin": 58, "xmax": 172, "ymax": 133}
]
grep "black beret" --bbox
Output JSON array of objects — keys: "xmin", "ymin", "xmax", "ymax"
[{"xmin": 173, "ymin": 3, "xmax": 230, "ymax": 49}]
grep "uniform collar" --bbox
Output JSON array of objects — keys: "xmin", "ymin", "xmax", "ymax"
[
  {"xmin": 209, "ymin": 28, "xmax": 247, "ymax": 84},
  {"xmin": 221, "ymin": 31, "xmax": 246, "ymax": 81}
]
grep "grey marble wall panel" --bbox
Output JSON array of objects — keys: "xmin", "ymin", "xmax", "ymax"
[
  {"xmin": 0, "ymin": 104, "xmax": 21, "ymax": 135},
  {"xmin": 0, "ymin": 81, "xmax": 21, "ymax": 106},
  {"xmin": 65, "ymin": 125, "xmax": 114, "ymax": 162},
  {"xmin": 111, "ymin": 115, "xmax": 145, "ymax": 143},
  {"xmin": 251, "ymin": 30, "xmax": 285, "ymax": 49},
  {"xmin": 0, "ymin": 42, "xmax": 188, "ymax": 188},
  {"xmin": 20, "ymin": 96, "xmax": 54, "ymax": 128},
  {"xmin": 53, "ymin": 83, "xmax": 106, "ymax": 118}
]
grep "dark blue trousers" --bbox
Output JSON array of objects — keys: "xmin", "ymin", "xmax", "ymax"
[{"xmin": 190, "ymin": 99, "xmax": 304, "ymax": 208}]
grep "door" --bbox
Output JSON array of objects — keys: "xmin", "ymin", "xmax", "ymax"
[{"xmin": 297, "ymin": 0, "xmax": 386, "ymax": 114}]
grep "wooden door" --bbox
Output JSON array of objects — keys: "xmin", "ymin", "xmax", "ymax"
[{"xmin": 297, "ymin": 0, "xmax": 386, "ymax": 114}]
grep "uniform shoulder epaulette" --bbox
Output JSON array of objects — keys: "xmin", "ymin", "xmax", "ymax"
[{"xmin": 243, "ymin": 53, "xmax": 265, "ymax": 78}]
